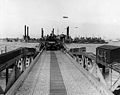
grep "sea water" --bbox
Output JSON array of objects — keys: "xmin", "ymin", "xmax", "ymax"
[
  {"xmin": 0, "ymin": 41, "xmax": 39, "ymax": 54},
  {"xmin": 66, "ymin": 41, "xmax": 120, "ymax": 54}
]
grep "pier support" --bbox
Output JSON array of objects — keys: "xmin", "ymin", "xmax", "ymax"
[
  {"xmin": 6, "ymin": 68, "xmax": 9, "ymax": 85},
  {"xmin": 25, "ymin": 57, "xmax": 30, "ymax": 68},
  {"xmin": 102, "ymin": 66, "xmax": 106, "ymax": 79},
  {"xmin": 5, "ymin": 56, "xmax": 33, "ymax": 93}
]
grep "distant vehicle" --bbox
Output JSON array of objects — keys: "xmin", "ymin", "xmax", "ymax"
[
  {"xmin": 46, "ymin": 41, "xmax": 57, "ymax": 50},
  {"xmin": 45, "ymin": 35, "xmax": 64, "ymax": 50}
]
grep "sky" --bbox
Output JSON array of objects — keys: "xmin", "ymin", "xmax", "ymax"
[{"xmin": 0, "ymin": 0, "xmax": 120, "ymax": 40}]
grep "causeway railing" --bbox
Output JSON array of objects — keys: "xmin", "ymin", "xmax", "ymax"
[
  {"xmin": 62, "ymin": 44, "xmax": 114, "ymax": 95},
  {"xmin": 0, "ymin": 47, "xmax": 38, "ymax": 94}
]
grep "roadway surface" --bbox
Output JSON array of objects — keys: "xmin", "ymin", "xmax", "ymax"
[{"xmin": 14, "ymin": 51, "xmax": 112, "ymax": 95}]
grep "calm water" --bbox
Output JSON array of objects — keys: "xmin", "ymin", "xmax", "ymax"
[
  {"xmin": 0, "ymin": 41, "xmax": 120, "ymax": 53},
  {"xmin": 0, "ymin": 41, "xmax": 39, "ymax": 54},
  {"xmin": 66, "ymin": 41, "xmax": 120, "ymax": 54}
]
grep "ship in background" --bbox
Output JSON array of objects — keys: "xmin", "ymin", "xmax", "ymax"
[{"xmin": 2, "ymin": 25, "xmax": 108, "ymax": 44}]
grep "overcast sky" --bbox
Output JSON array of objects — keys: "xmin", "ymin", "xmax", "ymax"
[{"xmin": 0, "ymin": 0, "xmax": 120, "ymax": 39}]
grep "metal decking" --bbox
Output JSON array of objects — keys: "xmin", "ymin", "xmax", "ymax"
[
  {"xmin": 50, "ymin": 51, "xmax": 67, "ymax": 95},
  {"xmin": 9, "ymin": 51, "xmax": 113, "ymax": 95}
]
